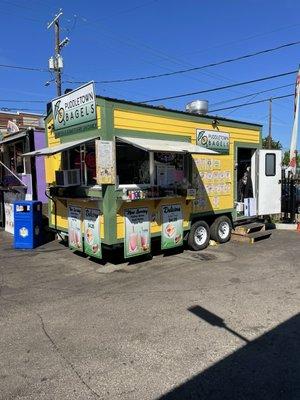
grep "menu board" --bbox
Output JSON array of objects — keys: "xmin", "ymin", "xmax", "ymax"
[
  {"xmin": 156, "ymin": 165, "xmax": 175, "ymax": 187},
  {"xmin": 68, "ymin": 205, "xmax": 83, "ymax": 251},
  {"xmin": 96, "ymin": 140, "xmax": 116, "ymax": 184},
  {"xmin": 4, "ymin": 202, "xmax": 14, "ymax": 234},
  {"xmin": 124, "ymin": 207, "xmax": 150, "ymax": 258},
  {"xmin": 84, "ymin": 208, "xmax": 102, "ymax": 259},
  {"xmin": 161, "ymin": 204, "xmax": 183, "ymax": 249},
  {"xmin": 192, "ymin": 155, "xmax": 233, "ymax": 213}
]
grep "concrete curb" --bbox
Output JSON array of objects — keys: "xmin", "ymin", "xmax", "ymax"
[{"xmin": 275, "ymin": 223, "xmax": 297, "ymax": 231}]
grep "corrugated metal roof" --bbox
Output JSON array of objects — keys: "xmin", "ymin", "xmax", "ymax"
[{"xmin": 0, "ymin": 131, "xmax": 27, "ymax": 144}]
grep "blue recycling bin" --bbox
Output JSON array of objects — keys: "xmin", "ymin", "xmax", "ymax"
[{"xmin": 14, "ymin": 201, "xmax": 43, "ymax": 249}]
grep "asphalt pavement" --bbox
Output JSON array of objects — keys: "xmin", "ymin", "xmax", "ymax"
[{"xmin": 0, "ymin": 229, "xmax": 299, "ymax": 400}]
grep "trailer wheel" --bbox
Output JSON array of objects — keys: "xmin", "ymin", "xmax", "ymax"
[
  {"xmin": 210, "ymin": 216, "xmax": 232, "ymax": 243},
  {"xmin": 188, "ymin": 220, "xmax": 210, "ymax": 251}
]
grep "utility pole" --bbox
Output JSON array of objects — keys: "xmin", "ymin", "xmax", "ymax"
[
  {"xmin": 268, "ymin": 97, "xmax": 272, "ymax": 149},
  {"xmin": 47, "ymin": 9, "xmax": 69, "ymax": 97}
]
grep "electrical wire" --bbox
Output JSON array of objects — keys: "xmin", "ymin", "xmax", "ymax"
[
  {"xmin": 0, "ymin": 63, "xmax": 48, "ymax": 72},
  {"xmin": 0, "ymin": 99, "xmax": 45, "ymax": 103},
  {"xmin": 64, "ymin": 40, "xmax": 300, "ymax": 84},
  {"xmin": 141, "ymin": 70, "xmax": 298, "ymax": 103},
  {"xmin": 95, "ymin": 0, "xmax": 160, "ymax": 21},
  {"xmin": 209, "ymin": 83, "xmax": 295, "ymax": 107},
  {"xmin": 209, "ymin": 93, "xmax": 293, "ymax": 113},
  {"xmin": 0, "ymin": 82, "xmax": 295, "ymax": 109}
]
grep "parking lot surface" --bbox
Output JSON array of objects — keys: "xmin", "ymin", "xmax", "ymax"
[{"xmin": 0, "ymin": 230, "xmax": 299, "ymax": 399}]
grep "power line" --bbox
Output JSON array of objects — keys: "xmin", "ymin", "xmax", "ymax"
[
  {"xmin": 64, "ymin": 40, "xmax": 300, "ymax": 84},
  {"xmin": 0, "ymin": 99, "xmax": 46, "ymax": 103},
  {"xmin": 209, "ymin": 83, "xmax": 295, "ymax": 106},
  {"xmin": 95, "ymin": 0, "xmax": 160, "ymax": 21},
  {"xmin": 0, "ymin": 63, "xmax": 48, "ymax": 72},
  {"xmin": 142, "ymin": 70, "xmax": 298, "ymax": 103},
  {"xmin": 209, "ymin": 93, "xmax": 294, "ymax": 113},
  {"xmin": 0, "ymin": 82, "xmax": 294, "ymax": 107}
]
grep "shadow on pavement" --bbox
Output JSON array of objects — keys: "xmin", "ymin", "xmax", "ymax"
[{"xmin": 158, "ymin": 308, "xmax": 300, "ymax": 400}]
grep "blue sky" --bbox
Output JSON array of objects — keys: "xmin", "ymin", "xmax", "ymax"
[{"xmin": 1, "ymin": 0, "xmax": 300, "ymax": 149}]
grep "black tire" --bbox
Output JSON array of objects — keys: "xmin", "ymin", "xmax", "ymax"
[
  {"xmin": 210, "ymin": 216, "xmax": 232, "ymax": 243},
  {"xmin": 188, "ymin": 220, "xmax": 210, "ymax": 251}
]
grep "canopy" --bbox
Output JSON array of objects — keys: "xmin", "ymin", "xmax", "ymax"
[
  {"xmin": 116, "ymin": 136, "xmax": 217, "ymax": 154},
  {"xmin": 0, "ymin": 131, "xmax": 27, "ymax": 145},
  {"xmin": 22, "ymin": 137, "xmax": 98, "ymax": 157}
]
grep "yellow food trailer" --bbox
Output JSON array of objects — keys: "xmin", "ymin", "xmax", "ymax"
[{"xmin": 23, "ymin": 82, "xmax": 282, "ymax": 259}]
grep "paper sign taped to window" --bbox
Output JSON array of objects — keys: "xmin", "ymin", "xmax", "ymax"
[{"xmin": 96, "ymin": 140, "xmax": 116, "ymax": 184}]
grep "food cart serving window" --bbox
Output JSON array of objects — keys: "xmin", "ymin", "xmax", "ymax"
[
  {"xmin": 61, "ymin": 141, "xmax": 97, "ymax": 186},
  {"xmin": 115, "ymin": 136, "xmax": 214, "ymax": 199}
]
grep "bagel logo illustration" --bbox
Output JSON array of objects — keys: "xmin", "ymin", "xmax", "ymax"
[
  {"xmin": 54, "ymin": 100, "xmax": 65, "ymax": 125},
  {"xmin": 200, "ymin": 133, "xmax": 208, "ymax": 146}
]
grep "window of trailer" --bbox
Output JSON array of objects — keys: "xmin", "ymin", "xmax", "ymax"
[
  {"xmin": 61, "ymin": 142, "xmax": 96, "ymax": 186},
  {"xmin": 116, "ymin": 141, "xmax": 150, "ymax": 185}
]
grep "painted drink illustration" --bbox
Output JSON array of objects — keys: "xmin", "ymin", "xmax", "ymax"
[
  {"xmin": 129, "ymin": 231, "xmax": 138, "ymax": 253},
  {"xmin": 140, "ymin": 229, "xmax": 149, "ymax": 251}
]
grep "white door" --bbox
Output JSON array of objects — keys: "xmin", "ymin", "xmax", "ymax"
[{"xmin": 257, "ymin": 150, "xmax": 282, "ymax": 215}]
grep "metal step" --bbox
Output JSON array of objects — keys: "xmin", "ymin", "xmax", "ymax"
[
  {"xmin": 234, "ymin": 222, "xmax": 265, "ymax": 235},
  {"xmin": 231, "ymin": 230, "xmax": 272, "ymax": 244}
]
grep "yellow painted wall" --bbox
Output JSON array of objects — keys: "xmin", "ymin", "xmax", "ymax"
[
  {"xmin": 192, "ymin": 154, "xmax": 233, "ymax": 213},
  {"xmin": 44, "ymin": 118, "xmax": 62, "ymax": 184},
  {"xmin": 96, "ymin": 105, "xmax": 101, "ymax": 128},
  {"xmin": 114, "ymin": 107, "xmax": 261, "ymax": 240},
  {"xmin": 114, "ymin": 109, "xmax": 260, "ymax": 144},
  {"xmin": 50, "ymin": 198, "xmax": 104, "ymax": 238}
]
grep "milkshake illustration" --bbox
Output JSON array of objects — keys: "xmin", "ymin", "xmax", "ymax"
[{"xmin": 129, "ymin": 227, "xmax": 138, "ymax": 253}]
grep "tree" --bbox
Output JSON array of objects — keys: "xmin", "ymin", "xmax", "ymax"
[
  {"xmin": 262, "ymin": 137, "xmax": 283, "ymax": 150},
  {"xmin": 282, "ymin": 150, "xmax": 300, "ymax": 166}
]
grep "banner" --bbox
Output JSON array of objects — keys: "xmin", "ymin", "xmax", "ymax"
[
  {"xmin": 161, "ymin": 204, "xmax": 183, "ymax": 249},
  {"xmin": 196, "ymin": 129, "xmax": 229, "ymax": 154},
  {"xmin": 68, "ymin": 205, "xmax": 83, "ymax": 251},
  {"xmin": 84, "ymin": 208, "xmax": 102, "ymax": 258},
  {"xmin": 124, "ymin": 207, "xmax": 150, "ymax": 258},
  {"xmin": 289, "ymin": 69, "xmax": 300, "ymax": 174}
]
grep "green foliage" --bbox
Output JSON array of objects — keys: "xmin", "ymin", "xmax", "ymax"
[
  {"xmin": 262, "ymin": 137, "xmax": 283, "ymax": 149},
  {"xmin": 282, "ymin": 150, "xmax": 300, "ymax": 166}
]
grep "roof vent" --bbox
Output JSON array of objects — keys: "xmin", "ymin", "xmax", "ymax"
[{"xmin": 186, "ymin": 100, "xmax": 208, "ymax": 115}]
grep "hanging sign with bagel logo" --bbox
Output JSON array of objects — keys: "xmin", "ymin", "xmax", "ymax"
[
  {"xmin": 196, "ymin": 129, "xmax": 229, "ymax": 154},
  {"xmin": 52, "ymin": 81, "xmax": 96, "ymax": 135}
]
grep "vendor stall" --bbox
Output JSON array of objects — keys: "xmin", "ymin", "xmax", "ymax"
[
  {"xmin": 0, "ymin": 127, "xmax": 47, "ymax": 233},
  {"xmin": 23, "ymin": 82, "xmax": 282, "ymax": 258}
]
